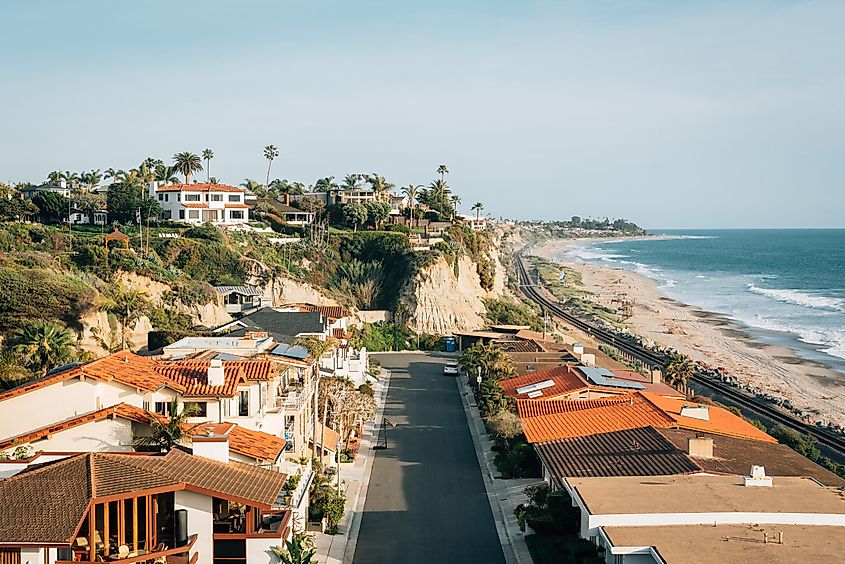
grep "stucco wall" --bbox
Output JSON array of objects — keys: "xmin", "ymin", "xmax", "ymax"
[
  {"xmin": 25, "ymin": 418, "xmax": 134, "ymax": 453},
  {"xmin": 174, "ymin": 490, "xmax": 214, "ymax": 564}
]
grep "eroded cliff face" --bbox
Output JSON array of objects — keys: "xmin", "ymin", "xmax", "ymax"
[
  {"xmin": 240, "ymin": 258, "xmax": 339, "ymax": 306},
  {"xmin": 401, "ymin": 249, "xmax": 509, "ymax": 335}
]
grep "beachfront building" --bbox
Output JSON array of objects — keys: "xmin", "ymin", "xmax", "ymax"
[
  {"xmin": 257, "ymin": 196, "xmax": 314, "ymax": 226},
  {"xmin": 149, "ymin": 182, "xmax": 250, "ymax": 226},
  {"xmin": 213, "ymin": 286, "xmax": 270, "ymax": 315},
  {"xmin": 561, "ymin": 473, "xmax": 845, "ymax": 563},
  {"xmin": 0, "ymin": 448, "xmax": 293, "ymax": 564}
]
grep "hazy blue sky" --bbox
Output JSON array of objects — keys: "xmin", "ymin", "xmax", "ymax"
[{"xmin": 2, "ymin": 1, "xmax": 843, "ymax": 228}]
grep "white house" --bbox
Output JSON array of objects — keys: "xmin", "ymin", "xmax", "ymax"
[
  {"xmin": 0, "ymin": 447, "xmax": 293, "ymax": 564},
  {"xmin": 150, "ymin": 182, "xmax": 250, "ymax": 226}
]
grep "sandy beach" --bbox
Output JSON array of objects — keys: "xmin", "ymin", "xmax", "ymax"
[{"xmin": 530, "ymin": 238, "xmax": 845, "ymax": 429}]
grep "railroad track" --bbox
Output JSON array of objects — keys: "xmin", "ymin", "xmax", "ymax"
[{"xmin": 513, "ymin": 249, "xmax": 845, "ymax": 458}]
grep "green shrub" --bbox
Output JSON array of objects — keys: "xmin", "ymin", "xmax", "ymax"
[
  {"xmin": 358, "ymin": 383, "xmax": 374, "ymax": 397},
  {"xmin": 0, "ymin": 267, "xmax": 96, "ymax": 331},
  {"xmin": 483, "ymin": 298, "xmax": 543, "ymax": 331},
  {"xmin": 383, "ymin": 224, "xmax": 410, "ymax": 234}
]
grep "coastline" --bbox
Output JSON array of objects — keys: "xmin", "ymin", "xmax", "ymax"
[{"xmin": 529, "ymin": 238, "xmax": 845, "ymax": 429}]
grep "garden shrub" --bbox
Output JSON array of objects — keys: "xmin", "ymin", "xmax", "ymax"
[{"xmin": 0, "ymin": 267, "xmax": 96, "ymax": 331}]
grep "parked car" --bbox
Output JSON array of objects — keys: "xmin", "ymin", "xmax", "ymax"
[{"xmin": 443, "ymin": 362, "xmax": 460, "ymax": 376}]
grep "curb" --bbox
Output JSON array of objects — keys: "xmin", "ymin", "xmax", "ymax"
[{"xmin": 457, "ymin": 376, "xmax": 526, "ymax": 564}]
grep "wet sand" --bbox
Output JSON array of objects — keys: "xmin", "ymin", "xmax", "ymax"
[{"xmin": 530, "ymin": 239, "xmax": 845, "ymax": 429}]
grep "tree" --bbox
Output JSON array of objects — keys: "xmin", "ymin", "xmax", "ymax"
[
  {"xmin": 202, "ymin": 149, "xmax": 214, "ymax": 182},
  {"xmin": 241, "ymin": 178, "xmax": 263, "ymax": 195},
  {"xmin": 71, "ymin": 192, "xmax": 106, "ymax": 218},
  {"xmin": 314, "ymin": 176, "xmax": 338, "ymax": 193},
  {"xmin": 134, "ymin": 398, "xmax": 200, "ymax": 452},
  {"xmin": 342, "ymin": 203, "xmax": 368, "ymax": 232},
  {"xmin": 486, "ymin": 409, "xmax": 523, "ymax": 452},
  {"xmin": 31, "ymin": 191, "xmax": 69, "ymax": 224},
  {"xmin": 296, "ymin": 196, "xmax": 325, "ymax": 215},
  {"xmin": 272, "ymin": 536, "xmax": 316, "ymax": 564},
  {"xmin": 342, "ymin": 174, "xmax": 360, "ymax": 190},
  {"xmin": 98, "ymin": 283, "xmax": 151, "ymax": 350},
  {"xmin": 264, "ymin": 145, "xmax": 279, "ymax": 187},
  {"xmin": 366, "ymin": 174, "xmax": 393, "ymax": 196},
  {"xmin": 62, "ymin": 171, "xmax": 81, "ymax": 190},
  {"xmin": 172, "ymin": 152, "xmax": 203, "ymax": 183},
  {"xmin": 0, "ymin": 350, "xmax": 33, "ymax": 390},
  {"xmin": 471, "ymin": 201, "xmax": 484, "ymax": 221},
  {"xmin": 449, "ymin": 195, "xmax": 462, "ymax": 220},
  {"xmin": 154, "ymin": 163, "xmax": 180, "ymax": 183},
  {"xmin": 364, "ymin": 201, "xmax": 390, "ymax": 230},
  {"xmin": 10, "ymin": 320, "xmax": 77, "ymax": 375},
  {"xmin": 664, "ymin": 351, "xmax": 695, "ymax": 388},
  {"xmin": 437, "ymin": 164, "xmax": 449, "ymax": 182},
  {"xmin": 401, "ymin": 184, "xmax": 422, "ymax": 226},
  {"xmin": 81, "ymin": 169, "xmax": 102, "ymax": 189},
  {"xmin": 107, "ymin": 180, "xmax": 161, "ymax": 224},
  {"xmin": 0, "ymin": 198, "xmax": 37, "ymax": 222}
]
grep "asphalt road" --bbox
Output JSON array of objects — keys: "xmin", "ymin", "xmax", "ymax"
[{"xmin": 352, "ymin": 353, "xmax": 506, "ymax": 564}]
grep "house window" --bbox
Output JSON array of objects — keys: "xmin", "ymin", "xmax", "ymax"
[
  {"xmin": 165, "ymin": 194, "xmax": 169, "ymax": 202},
  {"xmin": 179, "ymin": 210, "xmax": 185, "ymax": 220},
  {"xmin": 188, "ymin": 210, "xmax": 200, "ymax": 219},
  {"xmin": 185, "ymin": 194, "xmax": 201, "ymax": 202},
  {"xmin": 154, "ymin": 402, "xmax": 172, "ymax": 416},
  {"xmin": 239, "ymin": 390, "xmax": 249, "ymax": 416},
  {"xmin": 142, "ymin": 400, "xmax": 150, "ymax": 411},
  {"xmin": 230, "ymin": 210, "xmax": 244, "ymax": 220},
  {"xmin": 222, "ymin": 399, "xmax": 230, "ymax": 417},
  {"xmin": 210, "ymin": 194, "xmax": 223, "ymax": 202},
  {"xmin": 228, "ymin": 195, "xmax": 241, "ymax": 202},
  {"xmin": 157, "ymin": 194, "xmax": 164, "ymax": 201},
  {"xmin": 184, "ymin": 402, "xmax": 207, "ymax": 417}
]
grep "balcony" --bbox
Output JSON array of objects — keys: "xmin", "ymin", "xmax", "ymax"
[
  {"xmin": 273, "ymin": 460, "xmax": 314, "ymax": 511},
  {"xmin": 267, "ymin": 377, "xmax": 315, "ymax": 414},
  {"xmin": 59, "ymin": 535, "xmax": 197, "ymax": 564}
]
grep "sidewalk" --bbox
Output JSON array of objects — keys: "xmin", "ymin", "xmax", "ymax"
[
  {"xmin": 313, "ymin": 368, "xmax": 392, "ymax": 564},
  {"xmin": 457, "ymin": 375, "xmax": 542, "ymax": 564}
]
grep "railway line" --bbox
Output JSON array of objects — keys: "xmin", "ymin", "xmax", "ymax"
[{"xmin": 514, "ymin": 250, "xmax": 845, "ymax": 459}]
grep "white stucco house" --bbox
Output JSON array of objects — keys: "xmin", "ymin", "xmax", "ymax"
[{"xmin": 149, "ymin": 182, "xmax": 250, "ymax": 226}]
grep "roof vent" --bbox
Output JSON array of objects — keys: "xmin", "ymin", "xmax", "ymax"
[
  {"xmin": 573, "ymin": 343, "xmax": 584, "ymax": 355},
  {"xmin": 680, "ymin": 404, "xmax": 710, "ymax": 421},
  {"xmin": 687, "ymin": 436, "xmax": 714, "ymax": 459},
  {"xmin": 744, "ymin": 465, "xmax": 773, "ymax": 487},
  {"xmin": 208, "ymin": 358, "xmax": 225, "ymax": 387}
]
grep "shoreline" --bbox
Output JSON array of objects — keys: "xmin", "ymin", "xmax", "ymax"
[{"xmin": 529, "ymin": 238, "xmax": 845, "ymax": 429}]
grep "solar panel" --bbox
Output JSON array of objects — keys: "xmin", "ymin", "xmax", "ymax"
[
  {"xmin": 577, "ymin": 366, "xmax": 645, "ymax": 390},
  {"xmin": 526, "ymin": 390, "xmax": 544, "ymax": 398},
  {"xmin": 516, "ymin": 379, "xmax": 556, "ymax": 395},
  {"xmin": 271, "ymin": 343, "xmax": 310, "ymax": 360}
]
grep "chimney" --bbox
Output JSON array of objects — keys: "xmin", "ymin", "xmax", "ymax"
[
  {"xmin": 192, "ymin": 423, "xmax": 231, "ymax": 463},
  {"xmin": 284, "ymin": 193, "xmax": 291, "ymax": 206},
  {"xmin": 650, "ymin": 369, "xmax": 662, "ymax": 384},
  {"xmin": 687, "ymin": 436, "xmax": 714, "ymax": 459},
  {"xmin": 679, "ymin": 404, "xmax": 710, "ymax": 421},
  {"xmin": 58, "ymin": 179, "xmax": 67, "ymax": 189},
  {"xmin": 744, "ymin": 465, "xmax": 773, "ymax": 487},
  {"xmin": 573, "ymin": 343, "xmax": 584, "ymax": 355},
  {"xmin": 208, "ymin": 358, "xmax": 225, "ymax": 387}
]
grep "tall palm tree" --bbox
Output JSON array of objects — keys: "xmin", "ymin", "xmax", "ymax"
[
  {"xmin": 154, "ymin": 164, "xmax": 180, "ymax": 184},
  {"xmin": 471, "ymin": 201, "xmax": 484, "ymax": 221},
  {"xmin": 429, "ymin": 179, "xmax": 450, "ymax": 201},
  {"xmin": 342, "ymin": 174, "xmax": 360, "ymax": 190},
  {"xmin": 81, "ymin": 169, "xmax": 102, "ymax": 190},
  {"xmin": 665, "ymin": 351, "xmax": 695, "ymax": 389},
  {"xmin": 97, "ymin": 283, "xmax": 151, "ymax": 350},
  {"xmin": 134, "ymin": 398, "xmax": 201, "ymax": 452},
  {"xmin": 104, "ymin": 168, "xmax": 122, "ymax": 182},
  {"xmin": 401, "ymin": 184, "xmax": 422, "ymax": 227},
  {"xmin": 450, "ymin": 194, "xmax": 462, "ymax": 220},
  {"xmin": 367, "ymin": 174, "xmax": 394, "ymax": 196},
  {"xmin": 314, "ymin": 176, "xmax": 339, "ymax": 193},
  {"xmin": 62, "ymin": 171, "xmax": 82, "ymax": 190},
  {"xmin": 264, "ymin": 145, "xmax": 279, "ymax": 187},
  {"xmin": 437, "ymin": 164, "xmax": 449, "ymax": 182},
  {"xmin": 11, "ymin": 321, "xmax": 77, "ymax": 375},
  {"xmin": 47, "ymin": 171, "xmax": 64, "ymax": 185},
  {"xmin": 172, "ymin": 152, "xmax": 203, "ymax": 184},
  {"xmin": 202, "ymin": 149, "xmax": 214, "ymax": 182}
]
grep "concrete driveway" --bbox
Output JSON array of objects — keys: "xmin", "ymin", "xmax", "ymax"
[{"xmin": 352, "ymin": 353, "xmax": 506, "ymax": 564}]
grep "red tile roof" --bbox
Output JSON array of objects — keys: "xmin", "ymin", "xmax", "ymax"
[
  {"xmin": 518, "ymin": 392, "xmax": 777, "ymax": 444},
  {"xmin": 287, "ymin": 303, "xmax": 348, "ymax": 320},
  {"xmin": 155, "ymin": 183, "xmax": 245, "ymax": 193},
  {"xmin": 224, "ymin": 203, "xmax": 250, "ymax": 208},
  {"xmin": 154, "ymin": 361, "xmax": 247, "ymax": 397},
  {"xmin": 181, "ymin": 203, "xmax": 208, "ymax": 208},
  {"xmin": 0, "ymin": 405, "xmax": 121, "ymax": 451},
  {"xmin": 501, "ymin": 366, "xmax": 589, "ymax": 400}
]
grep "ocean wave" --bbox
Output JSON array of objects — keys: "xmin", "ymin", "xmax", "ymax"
[
  {"xmin": 663, "ymin": 279, "xmax": 678, "ymax": 288},
  {"xmin": 746, "ymin": 284, "xmax": 845, "ymax": 313},
  {"xmin": 733, "ymin": 314, "xmax": 845, "ymax": 361},
  {"xmin": 566, "ymin": 247, "xmax": 627, "ymax": 263}
]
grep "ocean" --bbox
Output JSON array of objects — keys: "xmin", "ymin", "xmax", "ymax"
[{"xmin": 562, "ymin": 229, "xmax": 845, "ymax": 373}]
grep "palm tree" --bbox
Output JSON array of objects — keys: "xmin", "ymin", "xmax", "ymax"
[
  {"xmin": 134, "ymin": 398, "xmax": 201, "ymax": 452},
  {"xmin": 104, "ymin": 168, "xmax": 122, "ymax": 182},
  {"xmin": 154, "ymin": 164, "xmax": 180, "ymax": 184},
  {"xmin": 437, "ymin": 164, "xmax": 449, "ymax": 182},
  {"xmin": 62, "ymin": 171, "xmax": 82, "ymax": 190},
  {"xmin": 47, "ymin": 171, "xmax": 64, "ymax": 185},
  {"xmin": 314, "ymin": 176, "xmax": 339, "ymax": 193},
  {"xmin": 0, "ymin": 351, "xmax": 33, "ymax": 390},
  {"xmin": 401, "ymin": 184, "xmax": 422, "ymax": 227},
  {"xmin": 97, "ymin": 283, "xmax": 151, "ymax": 350},
  {"xmin": 429, "ymin": 179, "xmax": 450, "ymax": 201},
  {"xmin": 367, "ymin": 174, "xmax": 394, "ymax": 197},
  {"xmin": 471, "ymin": 202, "xmax": 484, "ymax": 221},
  {"xmin": 202, "ymin": 149, "xmax": 214, "ymax": 182},
  {"xmin": 81, "ymin": 169, "xmax": 102, "ymax": 190},
  {"xmin": 264, "ymin": 145, "xmax": 279, "ymax": 187},
  {"xmin": 450, "ymin": 195, "xmax": 462, "ymax": 220},
  {"xmin": 665, "ymin": 351, "xmax": 695, "ymax": 389},
  {"xmin": 172, "ymin": 152, "xmax": 203, "ymax": 184},
  {"xmin": 11, "ymin": 321, "xmax": 77, "ymax": 375},
  {"xmin": 342, "ymin": 174, "xmax": 360, "ymax": 190}
]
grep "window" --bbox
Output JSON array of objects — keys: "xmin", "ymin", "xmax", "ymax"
[
  {"xmin": 154, "ymin": 402, "xmax": 172, "ymax": 416},
  {"xmin": 230, "ymin": 210, "xmax": 244, "ymax": 220},
  {"xmin": 188, "ymin": 210, "xmax": 200, "ymax": 219},
  {"xmin": 210, "ymin": 194, "xmax": 223, "ymax": 202},
  {"xmin": 142, "ymin": 400, "xmax": 150, "ymax": 411},
  {"xmin": 239, "ymin": 390, "xmax": 249, "ymax": 416},
  {"xmin": 178, "ymin": 210, "xmax": 185, "ymax": 220},
  {"xmin": 184, "ymin": 402, "xmax": 207, "ymax": 417},
  {"xmin": 185, "ymin": 194, "xmax": 201, "ymax": 202},
  {"xmin": 157, "ymin": 194, "xmax": 164, "ymax": 201},
  {"xmin": 228, "ymin": 195, "xmax": 241, "ymax": 203}
]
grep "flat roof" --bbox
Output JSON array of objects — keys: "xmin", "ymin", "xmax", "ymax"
[
  {"xmin": 568, "ymin": 475, "xmax": 845, "ymax": 516},
  {"xmin": 603, "ymin": 524, "xmax": 845, "ymax": 564}
]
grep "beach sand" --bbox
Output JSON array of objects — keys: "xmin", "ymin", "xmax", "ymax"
[{"xmin": 531, "ymin": 239, "xmax": 845, "ymax": 429}]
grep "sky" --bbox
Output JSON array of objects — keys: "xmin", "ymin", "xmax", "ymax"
[{"xmin": 1, "ymin": 1, "xmax": 843, "ymax": 228}]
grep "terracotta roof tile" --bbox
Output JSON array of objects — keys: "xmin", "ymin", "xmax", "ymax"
[
  {"xmin": 501, "ymin": 366, "xmax": 589, "ymax": 400},
  {"xmin": 181, "ymin": 203, "xmax": 208, "ymax": 208},
  {"xmin": 152, "ymin": 361, "xmax": 246, "ymax": 397},
  {"xmin": 224, "ymin": 203, "xmax": 249, "ymax": 208},
  {"xmin": 155, "ymin": 183, "xmax": 244, "ymax": 193},
  {"xmin": 289, "ymin": 303, "xmax": 348, "ymax": 320},
  {"xmin": 0, "ymin": 405, "xmax": 121, "ymax": 451}
]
